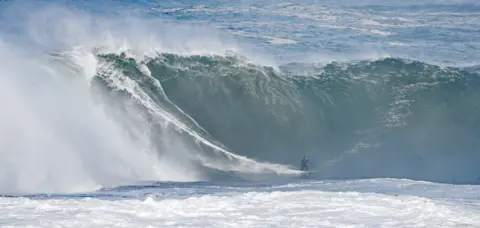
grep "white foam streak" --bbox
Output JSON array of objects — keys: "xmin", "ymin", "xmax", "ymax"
[{"xmin": 97, "ymin": 61, "xmax": 298, "ymax": 176}]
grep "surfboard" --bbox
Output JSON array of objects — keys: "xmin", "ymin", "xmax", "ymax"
[
  {"xmin": 300, "ymin": 170, "xmax": 316, "ymax": 178},
  {"xmin": 300, "ymin": 170, "xmax": 315, "ymax": 174}
]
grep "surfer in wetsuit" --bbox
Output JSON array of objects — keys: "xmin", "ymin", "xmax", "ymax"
[{"xmin": 300, "ymin": 156, "xmax": 309, "ymax": 171}]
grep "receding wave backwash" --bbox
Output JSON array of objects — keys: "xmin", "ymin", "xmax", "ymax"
[{"xmin": 94, "ymin": 52, "xmax": 480, "ymax": 184}]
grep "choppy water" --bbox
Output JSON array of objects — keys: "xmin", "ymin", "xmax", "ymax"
[{"xmin": 0, "ymin": 0, "xmax": 479, "ymax": 227}]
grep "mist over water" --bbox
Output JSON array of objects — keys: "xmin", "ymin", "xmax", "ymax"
[{"xmin": 0, "ymin": 43, "xmax": 163, "ymax": 194}]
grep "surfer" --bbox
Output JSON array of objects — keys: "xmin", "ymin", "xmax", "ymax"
[{"xmin": 300, "ymin": 156, "xmax": 309, "ymax": 171}]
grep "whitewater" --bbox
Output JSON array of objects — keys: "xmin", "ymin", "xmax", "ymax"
[{"xmin": 1, "ymin": 0, "xmax": 480, "ymax": 227}]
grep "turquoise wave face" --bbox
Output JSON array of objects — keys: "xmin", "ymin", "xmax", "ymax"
[{"xmin": 94, "ymin": 52, "xmax": 480, "ymax": 184}]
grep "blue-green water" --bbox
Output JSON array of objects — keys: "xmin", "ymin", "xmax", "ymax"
[{"xmin": 0, "ymin": 1, "xmax": 480, "ymax": 226}]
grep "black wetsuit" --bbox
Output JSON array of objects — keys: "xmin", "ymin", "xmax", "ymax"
[{"xmin": 300, "ymin": 158, "xmax": 309, "ymax": 171}]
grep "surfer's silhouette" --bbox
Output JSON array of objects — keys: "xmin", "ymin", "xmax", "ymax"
[{"xmin": 300, "ymin": 156, "xmax": 309, "ymax": 171}]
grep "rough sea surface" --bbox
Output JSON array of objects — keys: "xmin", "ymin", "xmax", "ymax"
[{"xmin": 0, "ymin": 0, "xmax": 479, "ymax": 227}]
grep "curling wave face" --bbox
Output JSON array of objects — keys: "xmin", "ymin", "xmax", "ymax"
[{"xmin": 95, "ymin": 52, "xmax": 480, "ymax": 184}]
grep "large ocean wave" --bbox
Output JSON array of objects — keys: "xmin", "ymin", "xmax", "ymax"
[
  {"xmin": 1, "ymin": 2, "xmax": 479, "ymax": 195},
  {"xmin": 95, "ymin": 52, "xmax": 480, "ymax": 184}
]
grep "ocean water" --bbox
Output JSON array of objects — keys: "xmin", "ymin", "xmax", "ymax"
[{"xmin": 1, "ymin": 0, "xmax": 480, "ymax": 227}]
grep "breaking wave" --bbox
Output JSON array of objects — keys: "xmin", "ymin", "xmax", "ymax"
[
  {"xmin": 95, "ymin": 52, "xmax": 480, "ymax": 185},
  {"xmin": 1, "ymin": 2, "xmax": 479, "ymax": 195}
]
